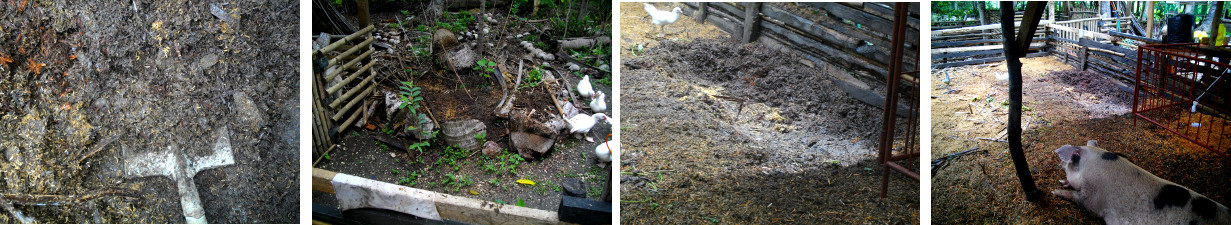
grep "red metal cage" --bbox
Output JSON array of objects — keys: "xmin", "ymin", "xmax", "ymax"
[{"xmin": 1134, "ymin": 43, "xmax": 1231, "ymax": 159}]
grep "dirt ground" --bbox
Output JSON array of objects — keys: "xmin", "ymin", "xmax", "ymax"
[
  {"xmin": 619, "ymin": 3, "xmax": 919, "ymax": 223},
  {"xmin": 0, "ymin": 0, "xmax": 299, "ymax": 223},
  {"xmin": 620, "ymin": 3, "xmax": 728, "ymax": 53},
  {"xmin": 931, "ymin": 56, "xmax": 1231, "ymax": 224},
  {"xmin": 313, "ymin": 5, "xmax": 614, "ymax": 212}
]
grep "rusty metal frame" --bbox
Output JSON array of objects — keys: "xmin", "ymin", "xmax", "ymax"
[
  {"xmin": 878, "ymin": 2, "xmax": 920, "ymax": 198},
  {"xmin": 1134, "ymin": 43, "xmax": 1231, "ymax": 159}
]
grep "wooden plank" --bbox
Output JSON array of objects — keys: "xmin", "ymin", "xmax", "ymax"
[
  {"xmin": 1047, "ymin": 23, "xmax": 1114, "ymax": 41},
  {"xmin": 932, "ymin": 42, "xmax": 1046, "ymax": 54},
  {"xmin": 1109, "ymin": 31, "xmax": 1162, "ymax": 44},
  {"xmin": 1077, "ymin": 38, "xmax": 1135, "ymax": 58},
  {"xmin": 760, "ymin": 4, "xmax": 918, "ymax": 57},
  {"xmin": 933, "ymin": 39, "xmax": 1005, "ymax": 48},
  {"xmin": 933, "ymin": 52, "xmax": 1048, "ymax": 68},
  {"xmin": 807, "ymin": 2, "xmax": 919, "ymax": 42},
  {"xmin": 933, "ymin": 21, "xmax": 1053, "ymax": 36},
  {"xmin": 754, "ymin": 14, "xmax": 890, "ymax": 76},
  {"xmin": 860, "ymin": 2, "xmax": 920, "ymax": 30},
  {"xmin": 933, "ymin": 44, "xmax": 1048, "ymax": 60},
  {"xmin": 313, "ymin": 168, "xmax": 338, "ymax": 193},
  {"xmin": 314, "ymin": 168, "xmax": 561, "ymax": 224}
]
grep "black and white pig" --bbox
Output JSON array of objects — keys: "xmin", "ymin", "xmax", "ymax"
[{"xmin": 1053, "ymin": 140, "xmax": 1231, "ymax": 225}]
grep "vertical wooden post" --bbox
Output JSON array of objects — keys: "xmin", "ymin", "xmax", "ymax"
[
  {"xmin": 1147, "ymin": 1, "xmax": 1155, "ymax": 38},
  {"xmin": 695, "ymin": 2, "xmax": 708, "ymax": 23},
  {"xmin": 1048, "ymin": 1, "xmax": 1055, "ymax": 21},
  {"xmin": 742, "ymin": 2, "xmax": 761, "ymax": 43},
  {"xmin": 357, "ymin": 0, "xmax": 371, "ymax": 28},
  {"xmin": 1081, "ymin": 46, "xmax": 1089, "ymax": 70},
  {"xmin": 1001, "ymin": 1, "xmax": 1046, "ymax": 202}
]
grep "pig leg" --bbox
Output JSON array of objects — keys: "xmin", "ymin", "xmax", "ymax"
[
  {"xmin": 1053, "ymin": 189, "xmax": 1075, "ymax": 201},
  {"xmin": 1058, "ymin": 179, "xmax": 1074, "ymax": 189}
]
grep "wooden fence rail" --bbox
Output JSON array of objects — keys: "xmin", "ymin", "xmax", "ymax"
[{"xmin": 681, "ymin": 2, "xmax": 919, "ymax": 88}]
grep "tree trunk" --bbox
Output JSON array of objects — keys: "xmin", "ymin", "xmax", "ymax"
[
  {"xmin": 1147, "ymin": 1, "xmax": 1155, "ymax": 39},
  {"xmin": 977, "ymin": 1, "xmax": 988, "ymax": 25},
  {"xmin": 1210, "ymin": 2, "xmax": 1224, "ymax": 46}
]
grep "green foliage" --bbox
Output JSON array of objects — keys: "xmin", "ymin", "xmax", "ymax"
[
  {"xmin": 472, "ymin": 59, "xmax": 496, "ymax": 86},
  {"xmin": 438, "ymin": 11, "xmax": 475, "ymax": 33},
  {"xmin": 398, "ymin": 171, "xmax": 422, "ymax": 186},
  {"xmin": 442, "ymin": 173, "xmax": 474, "ymax": 192},
  {"xmin": 473, "ymin": 59, "xmax": 497, "ymax": 73},
  {"xmin": 520, "ymin": 67, "xmax": 545, "ymax": 90},
  {"xmin": 398, "ymin": 81, "xmax": 434, "ymax": 138},
  {"xmin": 568, "ymin": 45, "xmax": 610, "ymax": 69},
  {"xmin": 481, "ymin": 151, "xmax": 525, "ymax": 175},
  {"xmin": 474, "ymin": 132, "xmax": 488, "ymax": 144},
  {"xmin": 593, "ymin": 76, "xmax": 611, "ymax": 85},
  {"xmin": 408, "ymin": 140, "xmax": 431, "ymax": 154},
  {"xmin": 324, "ymin": 151, "xmax": 331, "ymax": 160},
  {"xmin": 434, "ymin": 145, "xmax": 469, "ymax": 172}
]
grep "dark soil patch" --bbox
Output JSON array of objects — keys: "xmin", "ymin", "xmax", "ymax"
[
  {"xmin": 620, "ymin": 36, "xmax": 918, "ymax": 224},
  {"xmin": 0, "ymin": 0, "xmax": 298, "ymax": 223},
  {"xmin": 931, "ymin": 56, "xmax": 1231, "ymax": 224}
]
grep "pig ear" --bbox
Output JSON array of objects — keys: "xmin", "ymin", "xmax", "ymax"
[
  {"xmin": 1055, "ymin": 145, "xmax": 1080, "ymax": 163},
  {"xmin": 1086, "ymin": 140, "xmax": 1098, "ymax": 147}
]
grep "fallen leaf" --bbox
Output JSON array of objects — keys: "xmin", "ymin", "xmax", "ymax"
[
  {"xmin": 516, "ymin": 179, "xmax": 535, "ymax": 185},
  {"xmin": 469, "ymin": 190, "xmax": 479, "ymax": 195},
  {"xmin": 365, "ymin": 124, "xmax": 377, "ymax": 130}
]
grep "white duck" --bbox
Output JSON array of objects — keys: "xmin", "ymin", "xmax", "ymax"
[
  {"xmin": 644, "ymin": 3, "xmax": 682, "ymax": 37},
  {"xmin": 567, "ymin": 113, "xmax": 608, "ymax": 142},
  {"xmin": 590, "ymin": 91, "xmax": 607, "ymax": 113},
  {"xmin": 577, "ymin": 75, "xmax": 595, "ymax": 99},
  {"xmin": 595, "ymin": 136, "xmax": 616, "ymax": 164}
]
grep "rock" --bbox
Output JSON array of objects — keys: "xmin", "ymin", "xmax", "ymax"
[
  {"xmin": 233, "ymin": 91, "xmax": 266, "ymax": 132},
  {"xmin": 198, "ymin": 54, "xmax": 218, "ymax": 70},
  {"xmin": 561, "ymin": 102, "xmax": 580, "ymax": 119},
  {"xmin": 432, "ymin": 28, "xmax": 458, "ymax": 52},
  {"xmin": 444, "ymin": 44, "xmax": 476, "ymax": 69},
  {"xmin": 482, "ymin": 141, "xmax": 502, "ymax": 157},
  {"xmin": 384, "ymin": 89, "xmax": 404, "ymax": 122},
  {"xmin": 561, "ymin": 178, "xmax": 586, "ymax": 197},
  {"xmin": 409, "ymin": 114, "xmax": 436, "ymax": 140},
  {"xmin": 510, "ymin": 132, "xmax": 553, "ymax": 159},
  {"xmin": 510, "ymin": 110, "xmax": 561, "ymax": 138},
  {"xmin": 441, "ymin": 119, "xmax": 485, "ymax": 150}
]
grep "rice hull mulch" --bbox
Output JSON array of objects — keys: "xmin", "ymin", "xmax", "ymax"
[
  {"xmin": 0, "ymin": 0, "xmax": 299, "ymax": 223},
  {"xmin": 931, "ymin": 56, "xmax": 1231, "ymax": 224}
]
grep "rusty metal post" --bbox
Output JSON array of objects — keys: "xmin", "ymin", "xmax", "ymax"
[{"xmin": 877, "ymin": 2, "xmax": 910, "ymax": 198}]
